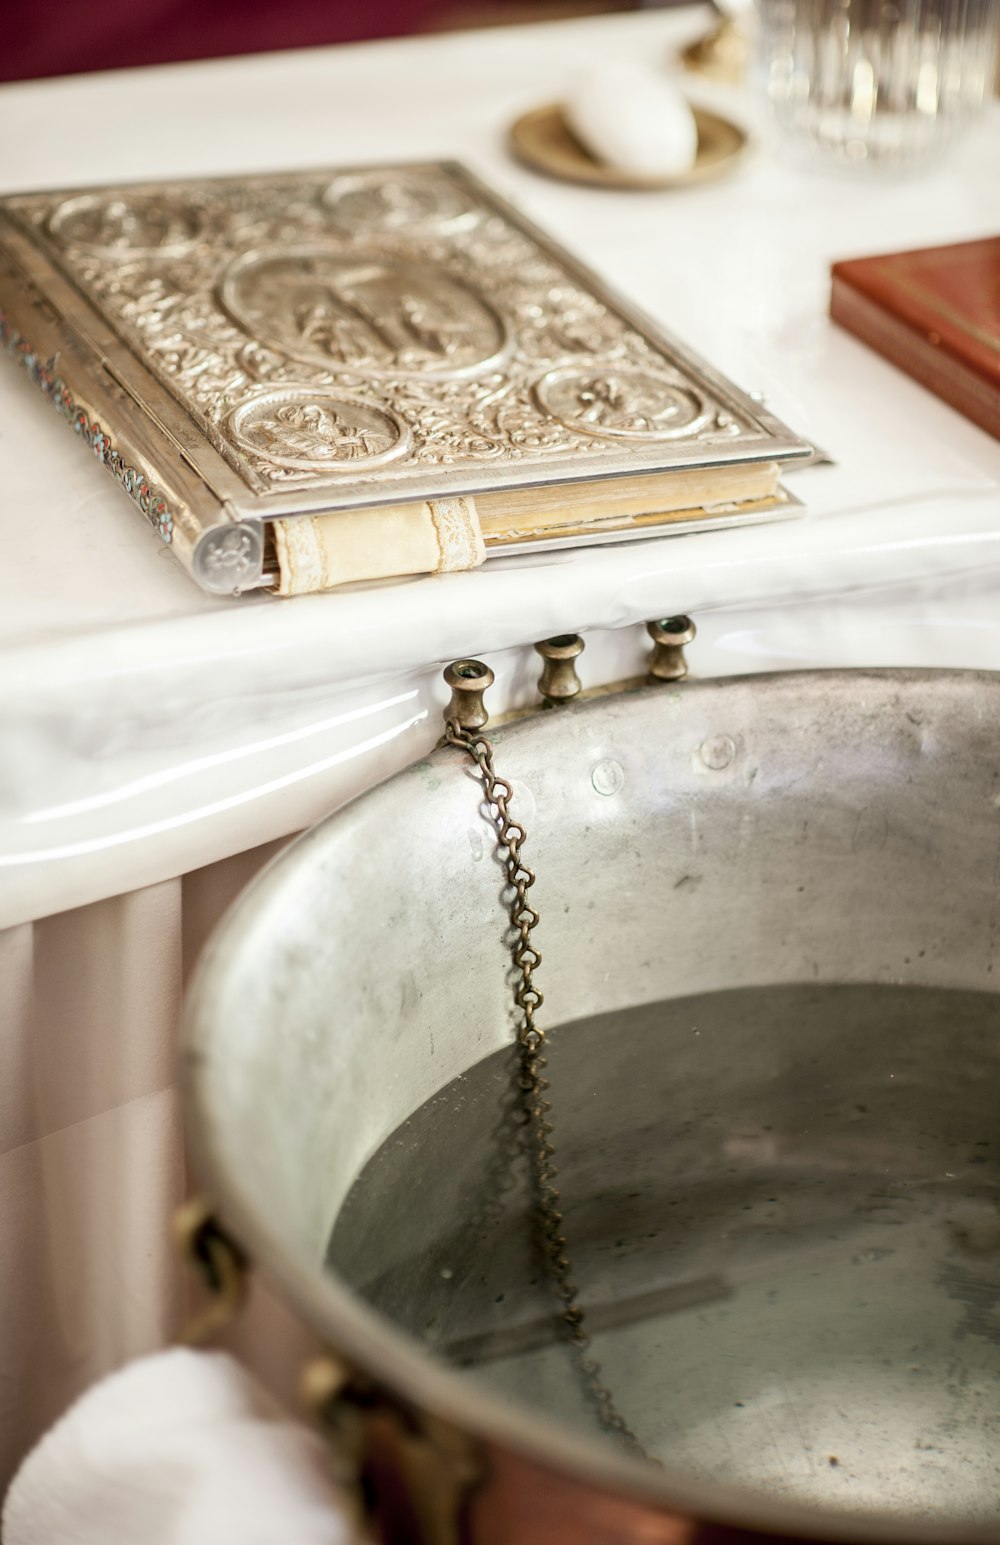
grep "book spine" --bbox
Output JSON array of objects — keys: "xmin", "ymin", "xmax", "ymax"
[
  {"xmin": 0, "ymin": 304, "xmax": 185, "ymax": 551},
  {"xmin": 830, "ymin": 274, "xmax": 1000, "ymax": 443},
  {"xmin": 0, "ymin": 229, "xmax": 266, "ymax": 595}
]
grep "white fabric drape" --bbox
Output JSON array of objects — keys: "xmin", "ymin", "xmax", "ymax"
[
  {"xmin": 3, "ymin": 1349, "xmax": 359, "ymax": 1545},
  {"xmin": 0, "ymin": 837, "xmax": 291, "ymax": 1492}
]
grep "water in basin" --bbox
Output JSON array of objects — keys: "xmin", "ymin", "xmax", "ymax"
[{"xmin": 326, "ymin": 983, "xmax": 1000, "ymax": 1518}]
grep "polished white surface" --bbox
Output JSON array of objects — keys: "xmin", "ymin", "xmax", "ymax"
[{"xmin": 1, "ymin": 8, "xmax": 999, "ymax": 926}]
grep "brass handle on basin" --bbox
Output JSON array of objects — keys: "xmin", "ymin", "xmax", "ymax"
[
  {"xmin": 302, "ymin": 1355, "xmax": 483, "ymax": 1545},
  {"xmin": 172, "ymin": 1195, "xmax": 249, "ymax": 1345}
]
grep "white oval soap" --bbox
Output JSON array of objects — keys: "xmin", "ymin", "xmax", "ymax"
[{"xmin": 565, "ymin": 64, "xmax": 699, "ymax": 178}]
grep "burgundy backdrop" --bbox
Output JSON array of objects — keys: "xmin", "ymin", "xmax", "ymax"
[{"xmin": 5, "ymin": 0, "xmax": 440, "ymax": 83}]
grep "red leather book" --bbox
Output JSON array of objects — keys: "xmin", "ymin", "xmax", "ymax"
[{"xmin": 830, "ymin": 236, "xmax": 1000, "ymax": 441}]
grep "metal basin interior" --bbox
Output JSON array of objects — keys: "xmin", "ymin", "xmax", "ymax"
[{"xmin": 183, "ymin": 669, "xmax": 1000, "ymax": 1536}]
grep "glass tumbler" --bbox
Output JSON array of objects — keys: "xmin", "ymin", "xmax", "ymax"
[{"xmin": 757, "ymin": 0, "xmax": 1000, "ymax": 167}]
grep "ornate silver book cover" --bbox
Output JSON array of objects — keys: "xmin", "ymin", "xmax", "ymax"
[{"xmin": 0, "ymin": 162, "xmax": 811, "ymax": 594}]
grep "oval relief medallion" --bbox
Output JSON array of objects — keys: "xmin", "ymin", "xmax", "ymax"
[
  {"xmin": 220, "ymin": 246, "xmax": 509, "ymax": 379},
  {"xmin": 535, "ymin": 366, "xmax": 714, "ymax": 440},
  {"xmin": 47, "ymin": 194, "xmax": 203, "ymax": 256},
  {"xmin": 321, "ymin": 170, "xmax": 478, "ymax": 235},
  {"xmin": 229, "ymin": 389, "xmax": 409, "ymax": 473}
]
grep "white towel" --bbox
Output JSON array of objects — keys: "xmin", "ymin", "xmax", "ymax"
[{"xmin": 2, "ymin": 1349, "xmax": 362, "ymax": 1545}]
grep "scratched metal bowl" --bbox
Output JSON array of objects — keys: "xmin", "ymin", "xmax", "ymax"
[{"xmin": 184, "ymin": 669, "xmax": 1000, "ymax": 1545}]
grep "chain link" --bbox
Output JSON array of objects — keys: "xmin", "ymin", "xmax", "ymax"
[{"xmin": 444, "ymin": 717, "xmax": 650, "ymax": 1462}]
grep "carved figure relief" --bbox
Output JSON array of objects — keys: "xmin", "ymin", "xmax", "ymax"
[
  {"xmin": 321, "ymin": 169, "xmax": 478, "ymax": 234},
  {"xmin": 47, "ymin": 194, "xmax": 204, "ymax": 257},
  {"xmin": 230, "ymin": 390, "xmax": 408, "ymax": 471},
  {"xmin": 535, "ymin": 366, "xmax": 713, "ymax": 440},
  {"xmin": 220, "ymin": 248, "xmax": 509, "ymax": 379}
]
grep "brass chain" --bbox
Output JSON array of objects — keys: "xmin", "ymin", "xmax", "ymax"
[{"xmin": 444, "ymin": 718, "xmax": 650, "ymax": 1462}]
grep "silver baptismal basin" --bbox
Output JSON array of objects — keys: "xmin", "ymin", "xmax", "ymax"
[{"xmin": 183, "ymin": 668, "xmax": 1000, "ymax": 1545}]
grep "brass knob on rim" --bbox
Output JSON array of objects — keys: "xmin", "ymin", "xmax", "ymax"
[
  {"xmin": 535, "ymin": 633, "xmax": 584, "ymax": 706},
  {"xmin": 647, "ymin": 616, "xmax": 696, "ymax": 681},
  {"xmin": 443, "ymin": 659, "xmax": 494, "ymax": 732}
]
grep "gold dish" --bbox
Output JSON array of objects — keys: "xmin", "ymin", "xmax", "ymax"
[{"xmin": 508, "ymin": 100, "xmax": 749, "ymax": 190}]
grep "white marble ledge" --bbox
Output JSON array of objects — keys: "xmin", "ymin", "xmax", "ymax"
[{"xmin": 0, "ymin": 8, "xmax": 999, "ymax": 925}]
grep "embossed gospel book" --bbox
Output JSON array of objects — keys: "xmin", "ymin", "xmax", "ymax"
[{"xmin": 0, "ymin": 163, "xmax": 811, "ymax": 596}]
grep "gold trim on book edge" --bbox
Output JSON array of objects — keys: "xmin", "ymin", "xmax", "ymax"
[
  {"xmin": 483, "ymin": 486, "xmax": 794, "ymax": 547},
  {"xmin": 862, "ymin": 253, "xmax": 1000, "ymax": 356}
]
